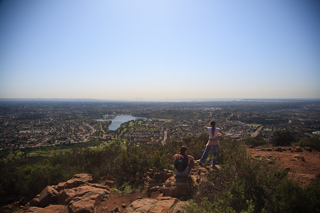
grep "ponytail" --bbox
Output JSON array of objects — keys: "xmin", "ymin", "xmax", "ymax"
[{"xmin": 210, "ymin": 120, "xmax": 216, "ymax": 137}]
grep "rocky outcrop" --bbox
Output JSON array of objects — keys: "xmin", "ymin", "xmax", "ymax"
[
  {"xmin": 63, "ymin": 173, "xmax": 94, "ymax": 189},
  {"xmin": 26, "ymin": 174, "xmax": 110, "ymax": 213},
  {"xmin": 23, "ymin": 164, "xmax": 212, "ymax": 213},
  {"xmin": 57, "ymin": 185, "xmax": 109, "ymax": 205}
]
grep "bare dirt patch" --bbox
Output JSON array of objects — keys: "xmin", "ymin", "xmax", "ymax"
[
  {"xmin": 248, "ymin": 147, "xmax": 320, "ymax": 187},
  {"xmin": 97, "ymin": 190, "xmax": 148, "ymax": 212}
]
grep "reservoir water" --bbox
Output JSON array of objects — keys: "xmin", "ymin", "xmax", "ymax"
[{"xmin": 97, "ymin": 115, "xmax": 149, "ymax": 131}]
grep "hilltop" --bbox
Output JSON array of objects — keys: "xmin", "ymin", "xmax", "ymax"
[{"xmin": 1, "ymin": 138, "xmax": 320, "ymax": 213}]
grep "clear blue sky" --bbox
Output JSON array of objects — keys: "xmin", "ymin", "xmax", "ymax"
[{"xmin": 0, "ymin": 0, "xmax": 319, "ymax": 100}]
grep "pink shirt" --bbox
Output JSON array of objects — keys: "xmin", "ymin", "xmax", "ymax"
[
  {"xmin": 206, "ymin": 127, "xmax": 220, "ymax": 146},
  {"xmin": 208, "ymin": 127, "xmax": 220, "ymax": 139}
]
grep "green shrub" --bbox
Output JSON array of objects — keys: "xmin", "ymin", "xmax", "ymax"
[
  {"xmin": 271, "ymin": 130, "xmax": 295, "ymax": 146},
  {"xmin": 243, "ymin": 136, "xmax": 268, "ymax": 147},
  {"xmin": 295, "ymin": 137, "xmax": 320, "ymax": 151}
]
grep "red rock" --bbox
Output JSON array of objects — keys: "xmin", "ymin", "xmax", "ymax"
[
  {"xmin": 69, "ymin": 194, "xmax": 101, "ymax": 213},
  {"xmin": 56, "ymin": 182, "xmax": 66, "ymax": 191},
  {"xmin": 147, "ymin": 171, "xmax": 153, "ymax": 177},
  {"xmin": 127, "ymin": 198, "xmax": 158, "ymax": 212},
  {"xmin": 154, "ymin": 172, "xmax": 161, "ymax": 179},
  {"xmin": 25, "ymin": 205, "xmax": 67, "ymax": 213},
  {"xmin": 30, "ymin": 194, "xmax": 40, "ymax": 207},
  {"xmin": 171, "ymin": 201, "xmax": 189, "ymax": 213},
  {"xmin": 152, "ymin": 198, "xmax": 177, "ymax": 212},
  {"xmin": 160, "ymin": 176, "xmax": 189, "ymax": 198},
  {"xmin": 37, "ymin": 186, "xmax": 58, "ymax": 207},
  {"xmin": 86, "ymin": 183, "xmax": 110, "ymax": 191},
  {"xmin": 57, "ymin": 185, "xmax": 109, "ymax": 205},
  {"xmin": 24, "ymin": 206, "xmax": 42, "ymax": 212},
  {"xmin": 63, "ymin": 174, "xmax": 93, "ymax": 189},
  {"xmin": 294, "ymin": 146, "xmax": 303, "ymax": 152},
  {"xmin": 162, "ymin": 170, "xmax": 173, "ymax": 182},
  {"xmin": 42, "ymin": 205, "xmax": 68, "ymax": 213},
  {"xmin": 293, "ymin": 154, "xmax": 305, "ymax": 161}
]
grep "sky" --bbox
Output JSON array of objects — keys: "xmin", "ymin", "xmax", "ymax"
[{"xmin": 0, "ymin": 0, "xmax": 319, "ymax": 100}]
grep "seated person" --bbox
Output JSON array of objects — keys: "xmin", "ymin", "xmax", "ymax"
[{"xmin": 172, "ymin": 146, "xmax": 194, "ymax": 177}]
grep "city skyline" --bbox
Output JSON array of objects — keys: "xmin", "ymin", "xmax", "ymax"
[{"xmin": 1, "ymin": 0, "xmax": 319, "ymax": 100}]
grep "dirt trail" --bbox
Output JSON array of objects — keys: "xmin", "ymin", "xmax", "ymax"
[{"xmin": 97, "ymin": 191, "xmax": 149, "ymax": 212}]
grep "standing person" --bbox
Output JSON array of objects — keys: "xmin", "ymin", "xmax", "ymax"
[
  {"xmin": 197, "ymin": 120, "xmax": 225, "ymax": 167},
  {"xmin": 172, "ymin": 146, "xmax": 194, "ymax": 177}
]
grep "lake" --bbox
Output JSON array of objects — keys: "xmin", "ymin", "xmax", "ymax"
[{"xmin": 97, "ymin": 114, "xmax": 149, "ymax": 131}]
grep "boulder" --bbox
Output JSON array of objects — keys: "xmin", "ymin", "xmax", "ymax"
[
  {"xmin": 30, "ymin": 194, "xmax": 40, "ymax": 207},
  {"xmin": 24, "ymin": 207, "xmax": 42, "ymax": 213},
  {"xmin": 171, "ymin": 201, "xmax": 189, "ymax": 213},
  {"xmin": 69, "ymin": 194, "xmax": 101, "ymax": 213},
  {"xmin": 197, "ymin": 167, "xmax": 207, "ymax": 175},
  {"xmin": 293, "ymin": 146, "xmax": 303, "ymax": 152},
  {"xmin": 126, "ymin": 198, "xmax": 158, "ymax": 212},
  {"xmin": 152, "ymin": 197, "xmax": 177, "ymax": 213},
  {"xmin": 162, "ymin": 169, "xmax": 174, "ymax": 182},
  {"xmin": 86, "ymin": 183, "xmax": 110, "ymax": 191},
  {"xmin": 25, "ymin": 205, "xmax": 67, "ymax": 213},
  {"xmin": 37, "ymin": 186, "xmax": 58, "ymax": 207},
  {"xmin": 56, "ymin": 182, "xmax": 66, "ymax": 191},
  {"xmin": 57, "ymin": 185, "xmax": 109, "ymax": 205},
  {"xmin": 64, "ymin": 174, "xmax": 93, "ymax": 189},
  {"xmin": 161, "ymin": 176, "xmax": 190, "ymax": 198}
]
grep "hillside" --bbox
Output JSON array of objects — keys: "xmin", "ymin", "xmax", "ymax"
[{"xmin": 1, "ymin": 137, "xmax": 320, "ymax": 213}]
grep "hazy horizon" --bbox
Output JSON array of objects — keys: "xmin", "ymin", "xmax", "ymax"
[{"xmin": 1, "ymin": 0, "xmax": 319, "ymax": 99}]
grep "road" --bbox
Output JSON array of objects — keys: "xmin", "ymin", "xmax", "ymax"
[
  {"xmin": 162, "ymin": 129, "xmax": 168, "ymax": 145},
  {"xmin": 251, "ymin": 126, "xmax": 263, "ymax": 137}
]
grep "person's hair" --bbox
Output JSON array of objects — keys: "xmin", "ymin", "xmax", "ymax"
[
  {"xmin": 180, "ymin": 146, "xmax": 188, "ymax": 155},
  {"xmin": 210, "ymin": 120, "xmax": 216, "ymax": 137}
]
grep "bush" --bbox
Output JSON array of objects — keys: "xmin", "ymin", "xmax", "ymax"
[
  {"xmin": 243, "ymin": 136, "xmax": 268, "ymax": 147},
  {"xmin": 271, "ymin": 130, "xmax": 295, "ymax": 146},
  {"xmin": 295, "ymin": 137, "xmax": 320, "ymax": 151}
]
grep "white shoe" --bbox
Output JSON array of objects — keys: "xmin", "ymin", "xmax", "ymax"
[{"xmin": 196, "ymin": 159, "xmax": 203, "ymax": 165}]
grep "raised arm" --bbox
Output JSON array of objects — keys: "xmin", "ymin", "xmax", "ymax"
[{"xmin": 205, "ymin": 123, "xmax": 211, "ymax": 128}]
